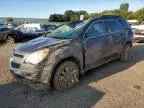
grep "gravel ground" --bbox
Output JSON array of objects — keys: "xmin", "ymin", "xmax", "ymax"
[{"xmin": 0, "ymin": 43, "xmax": 144, "ymax": 108}]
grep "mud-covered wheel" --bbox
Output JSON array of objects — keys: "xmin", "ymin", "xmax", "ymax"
[
  {"xmin": 53, "ymin": 61, "xmax": 79, "ymax": 91},
  {"xmin": 6, "ymin": 36, "xmax": 15, "ymax": 44},
  {"xmin": 119, "ymin": 44, "xmax": 132, "ymax": 62}
]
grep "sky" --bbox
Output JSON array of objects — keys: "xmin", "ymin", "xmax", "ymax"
[{"xmin": 0, "ymin": 0, "xmax": 144, "ymax": 18}]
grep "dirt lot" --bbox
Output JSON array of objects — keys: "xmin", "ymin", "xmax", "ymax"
[{"xmin": 0, "ymin": 43, "xmax": 144, "ymax": 108}]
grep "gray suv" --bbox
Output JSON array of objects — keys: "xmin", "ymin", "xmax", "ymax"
[{"xmin": 10, "ymin": 15, "xmax": 133, "ymax": 91}]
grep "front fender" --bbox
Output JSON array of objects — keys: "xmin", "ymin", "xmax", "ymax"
[{"xmin": 40, "ymin": 44, "xmax": 83, "ymax": 87}]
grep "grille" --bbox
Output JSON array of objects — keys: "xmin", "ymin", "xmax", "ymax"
[
  {"xmin": 13, "ymin": 53, "xmax": 24, "ymax": 58},
  {"xmin": 11, "ymin": 62, "xmax": 20, "ymax": 69}
]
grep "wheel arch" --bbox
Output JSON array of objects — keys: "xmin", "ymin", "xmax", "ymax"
[
  {"xmin": 121, "ymin": 40, "xmax": 132, "ymax": 54},
  {"xmin": 125, "ymin": 40, "xmax": 132, "ymax": 47},
  {"xmin": 5, "ymin": 33, "xmax": 15, "ymax": 40},
  {"xmin": 50, "ymin": 56, "xmax": 81, "ymax": 87}
]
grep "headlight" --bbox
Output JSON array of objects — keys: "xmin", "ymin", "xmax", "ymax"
[{"xmin": 25, "ymin": 48, "xmax": 49, "ymax": 65}]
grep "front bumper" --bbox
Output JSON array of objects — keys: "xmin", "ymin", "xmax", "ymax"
[
  {"xmin": 10, "ymin": 69, "xmax": 47, "ymax": 90},
  {"xmin": 9, "ymin": 51, "xmax": 51, "ymax": 89}
]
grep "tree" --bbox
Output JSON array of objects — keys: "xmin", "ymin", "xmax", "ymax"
[
  {"xmin": 101, "ymin": 9, "xmax": 120, "ymax": 16},
  {"xmin": 120, "ymin": 3, "xmax": 129, "ymax": 11},
  {"xmin": 48, "ymin": 4, "xmax": 144, "ymax": 23},
  {"xmin": 76, "ymin": 10, "xmax": 87, "ymax": 15},
  {"xmin": 119, "ymin": 10, "xmax": 129, "ymax": 19},
  {"xmin": 135, "ymin": 8, "xmax": 144, "ymax": 23},
  {"xmin": 49, "ymin": 15, "xmax": 55, "ymax": 22},
  {"xmin": 49, "ymin": 14, "xmax": 65, "ymax": 22},
  {"xmin": 5, "ymin": 17, "xmax": 13, "ymax": 23},
  {"xmin": 70, "ymin": 15, "xmax": 79, "ymax": 21},
  {"xmin": 64, "ymin": 10, "xmax": 88, "ymax": 21},
  {"xmin": 64, "ymin": 10, "xmax": 75, "ymax": 21},
  {"xmin": 84, "ymin": 13, "xmax": 89, "ymax": 20},
  {"xmin": 127, "ymin": 11, "xmax": 135, "ymax": 20},
  {"xmin": 89, "ymin": 13, "xmax": 100, "ymax": 19}
]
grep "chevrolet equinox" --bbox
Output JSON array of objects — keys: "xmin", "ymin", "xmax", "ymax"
[{"xmin": 10, "ymin": 15, "xmax": 133, "ymax": 91}]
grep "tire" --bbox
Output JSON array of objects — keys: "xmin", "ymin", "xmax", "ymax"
[
  {"xmin": 119, "ymin": 44, "xmax": 132, "ymax": 62},
  {"xmin": 53, "ymin": 61, "xmax": 79, "ymax": 91},
  {"xmin": 6, "ymin": 36, "xmax": 15, "ymax": 44}
]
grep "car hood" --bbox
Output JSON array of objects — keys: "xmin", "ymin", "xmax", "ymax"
[{"xmin": 15, "ymin": 36, "xmax": 69, "ymax": 52}]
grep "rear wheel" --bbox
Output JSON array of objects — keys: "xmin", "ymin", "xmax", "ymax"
[
  {"xmin": 6, "ymin": 36, "xmax": 15, "ymax": 44},
  {"xmin": 53, "ymin": 61, "xmax": 79, "ymax": 91},
  {"xmin": 119, "ymin": 44, "xmax": 132, "ymax": 62}
]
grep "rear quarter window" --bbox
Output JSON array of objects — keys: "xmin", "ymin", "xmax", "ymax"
[
  {"xmin": 106, "ymin": 21, "xmax": 123, "ymax": 33},
  {"xmin": 118, "ymin": 20, "xmax": 130, "ymax": 29}
]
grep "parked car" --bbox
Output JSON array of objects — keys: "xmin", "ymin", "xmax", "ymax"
[
  {"xmin": 10, "ymin": 15, "xmax": 133, "ymax": 91},
  {"xmin": 0, "ymin": 23, "xmax": 46, "ymax": 44},
  {"xmin": 131, "ymin": 24, "xmax": 144, "ymax": 30},
  {"xmin": 131, "ymin": 24, "xmax": 144, "ymax": 43}
]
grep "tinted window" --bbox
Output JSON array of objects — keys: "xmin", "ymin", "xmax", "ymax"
[
  {"xmin": 87, "ymin": 21, "xmax": 106, "ymax": 37},
  {"xmin": 118, "ymin": 20, "xmax": 130, "ymax": 28},
  {"xmin": 106, "ymin": 21, "xmax": 123, "ymax": 32}
]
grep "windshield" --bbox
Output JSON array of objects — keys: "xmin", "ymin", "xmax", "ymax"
[{"xmin": 46, "ymin": 20, "xmax": 89, "ymax": 39}]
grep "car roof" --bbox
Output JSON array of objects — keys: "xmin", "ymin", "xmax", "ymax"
[{"xmin": 92, "ymin": 15, "xmax": 123, "ymax": 21}]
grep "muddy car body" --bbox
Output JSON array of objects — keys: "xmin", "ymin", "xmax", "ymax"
[{"xmin": 10, "ymin": 15, "xmax": 133, "ymax": 91}]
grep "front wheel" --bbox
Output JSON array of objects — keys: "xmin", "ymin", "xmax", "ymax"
[
  {"xmin": 53, "ymin": 61, "xmax": 79, "ymax": 91},
  {"xmin": 119, "ymin": 44, "xmax": 132, "ymax": 62}
]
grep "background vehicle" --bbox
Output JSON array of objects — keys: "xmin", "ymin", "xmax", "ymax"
[
  {"xmin": 0, "ymin": 23, "xmax": 45, "ymax": 44},
  {"xmin": 10, "ymin": 15, "xmax": 133, "ymax": 91},
  {"xmin": 131, "ymin": 24, "xmax": 144, "ymax": 30},
  {"xmin": 131, "ymin": 24, "xmax": 144, "ymax": 43},
  {"xmin": 16, "ymin": 23, "xmax": 45, "ymax": 32}
]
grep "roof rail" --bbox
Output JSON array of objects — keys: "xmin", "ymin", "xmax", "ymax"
[{"xmin": 99, "ymin": 15, "xmax": 122, "ymax": 19}]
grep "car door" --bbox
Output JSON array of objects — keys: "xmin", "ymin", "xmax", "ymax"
[
  {"xmin": 105, "ymin": 20, "xmax": 124, "ymax": 55},
  {"xmin": 84, "ymin": 21, "xmax": 109, "ymax": 70}
]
